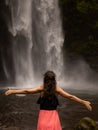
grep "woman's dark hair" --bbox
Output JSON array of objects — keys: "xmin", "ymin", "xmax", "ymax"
[{"xmin": 43, "ymin": 71, "xmax": 56, "ymax": 97}]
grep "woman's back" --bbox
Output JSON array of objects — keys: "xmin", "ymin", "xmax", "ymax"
[{"xmin": 37, "ymin": 92, "xmax": 59, "ymax": 110}]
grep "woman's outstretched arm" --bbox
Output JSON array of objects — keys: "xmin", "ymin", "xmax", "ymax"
[
  {"xmin": 56, "ymin": 87, "xmax": 92, "ymax": 111},
  {"xmin": 5, "ymin": 86, "xmax": 43, "ymax": 96}
]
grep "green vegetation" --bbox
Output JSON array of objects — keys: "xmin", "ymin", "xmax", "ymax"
[
  {"xmin": 59, "ymin": 0, "xmax": 98, "ymax": 71},
  {"xmin": 74, "ymin": 117, "xmax": 98, "ymax": 130}
]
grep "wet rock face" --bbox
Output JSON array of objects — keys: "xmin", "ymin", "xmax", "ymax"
[
  {"xmin": 0, "ymin": 127, "xmax": 19, "ymax": 130},
  {"xmin": 0, "ymin": 0, "xmax": 13, "ymax": 82},
  {"xmin": 74, "ymin": 117, "xmax": 98, "ymax": 130}
]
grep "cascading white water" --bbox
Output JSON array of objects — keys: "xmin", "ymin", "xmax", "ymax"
[
  {"xmin": 6, "ymin": 0, "xmax": 64, "ymax": 87},
  {"xmin": 37, "ymin": 0, "xmax": 64, "ymax": 77},
  {"xmin": 6, "ymin": 0, "xmax": 34, "ymax": 87}
]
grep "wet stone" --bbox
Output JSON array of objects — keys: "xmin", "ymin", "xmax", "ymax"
[{"xmin": 0, "ymin": 127, "xmax": 19, "ymax": 130}]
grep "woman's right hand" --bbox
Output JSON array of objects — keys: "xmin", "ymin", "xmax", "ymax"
[
  {"xmin": 5, "ymin": 88, "xmax": 13, "ymax": 96},
  {"xmin": 83, "ymin": 100, "xmax": 92, "ymax": 111}
]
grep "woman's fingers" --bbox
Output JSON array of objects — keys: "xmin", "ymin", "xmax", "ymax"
[
  {"xmin": 5, "ymin": 88, "xmax": 12, "ymax": 96},
  {"xmin": 84, "ymin": 101, "xmax": 92, "ymax": 111},
  {"xmin": 5, "ymin": 90, "xmax": 9, "ymax": 96},
  {"xmin": 86, "ymin": 101, "xmax": 92, "ymax": 111}
]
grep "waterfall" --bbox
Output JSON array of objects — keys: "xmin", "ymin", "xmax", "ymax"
[
  {"xmin": 6, "ymin": 0, "xmax": 64, "ymax": 87},
  {"xmin": 40, "ymin": 0, "xmax": 64, "ymax": 77},
  {"xmin": 6, "ymin": 0, "xmax": 34, "ymax": 87}
]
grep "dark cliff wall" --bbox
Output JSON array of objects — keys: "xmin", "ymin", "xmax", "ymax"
[
  {"xmin": 0, "ymin": 0, "xmax": 14, "ymax": 83},
  {"xmin": 59, "ymin": 0, "xmax": 98, "ymax": 71}
]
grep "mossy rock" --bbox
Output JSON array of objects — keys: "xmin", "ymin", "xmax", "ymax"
[{"xmin": 74, "ymin": 117, "xmax": 98, "ymax": 130}]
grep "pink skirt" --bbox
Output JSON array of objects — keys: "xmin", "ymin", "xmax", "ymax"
[{"xmin": 37, "ymin": 110, "xmax": 62, "ymax": 130}]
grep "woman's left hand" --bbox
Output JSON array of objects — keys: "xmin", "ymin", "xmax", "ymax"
[{"xmin": 5, "ymin": 88, "xmax": 13, "ymax": 96}]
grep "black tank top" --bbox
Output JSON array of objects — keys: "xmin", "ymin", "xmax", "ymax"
[{"xmin": 37, "ymin": 95, "xmax": 59, "ymax": 110}]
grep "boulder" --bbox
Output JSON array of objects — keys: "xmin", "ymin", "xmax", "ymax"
[{"xmin": 74, "ymin": 117, "xmax": 98, "ymax": 130}]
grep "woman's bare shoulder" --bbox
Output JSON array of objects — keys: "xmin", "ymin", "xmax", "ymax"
[
  {"xmin": 40, "ymin": 85, "xmax": 44, "ymax": 91},
  {"xmin": 56, "ymin": 86, "xmax": 62, "ymax": 93}
]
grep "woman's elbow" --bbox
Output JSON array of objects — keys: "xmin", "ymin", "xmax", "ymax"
[
  {"xmin": 67, "ymin": 95, "xmax": 75, "ymax": 100},
  {"xmin": 24, "ymin": 90, "xmax": 30, "ymax": 94}
]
